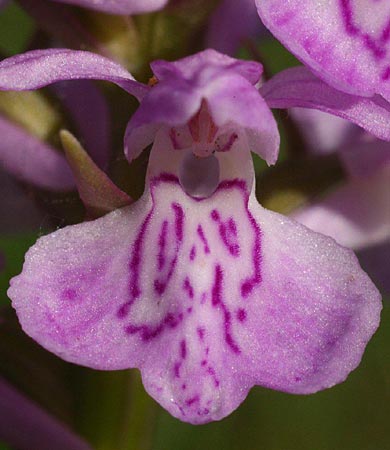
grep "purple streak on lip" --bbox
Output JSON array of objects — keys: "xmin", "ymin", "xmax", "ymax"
[
  {"xmin": 125, "ymin": 311, "xmax": 183, "ymax": 341},
  {"xmin": 189, "ymin": 245, "xmax": 196, "ymax": 261},
  {"xmin": 240, "ymin": 209, "xmax": 262, "ymax": 298},
  {"xmin": 197, "ymin": 225, "xmax": 210, "ymax": 254},
  {"xmin": 157, "ymin": 220, "xmax": 168, "ymax": 271},
  {"xmin": 212, "ymin": 264, "xmax": 240, "ymax": 354},
  {"xmin": 117, "ymin": 210, "xmax": 153, "ymax": 319},
  {"xmin": 180, "ymin": 339, "xmax": 187, "ymax": 359},
  {"xmin": 210, "ymin": 210, "xmax": 240, "ymax": 257},
  {"xmin": 183, "ymin": 277, "xmax": 194, "ymax": 299},
  {"xmin": 154, "ymin": 203, "xmax": 184, "ymax": 296}
]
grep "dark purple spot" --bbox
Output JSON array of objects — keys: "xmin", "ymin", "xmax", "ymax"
[
  {"xmin": 201, "ymin": 359, "xmax": 207, "ymax": 367},
  {"xmin": 182, "ymin": 384, "xmax": 187, "ymax": 390},
  {"xmin": 382, "ymin": 66, "xmax": 390, "ymax": 80},
  {"xmin": 183, "ymin": 277, "xmax": 194, "ymax": 299},
  {"xmin": 187, "ymin": 307, "xmax": 193, "ymax": 314},
  {"xmin": 236, "ymin": 308, "xmax": 247, "ymax": 322},
  {"xmin": 186, "ymin": 395, "xmax": 199, "ymax": 406},
  {"xmin": 180, "ymin": 339, "xmax": 187, "ymax": 359},
  {"xmin": 210, "ymin": 209, "xmax": 219, "ymax": 221},
  {"xmin": 174, "ymin": 362, "xmax": 181, "ymax": 378},
  {"xmin": 197, "ymin": 326, "xmax": 205, "ymax": 340},
  {"xmin": 189, "ymin": 245, "xmax": 196, "ymax": 261},
  {"xmin": 61, "ymin": 288, "xmax": 77, "ymax": 301},
  {"xmin": 295, "ymin": 377, "xmax": 302, "ymax": 382}
]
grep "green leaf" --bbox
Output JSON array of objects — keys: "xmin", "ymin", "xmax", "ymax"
[{"xmin": 0, "ymin": 3, "xmax": 35, "ymax": 56}]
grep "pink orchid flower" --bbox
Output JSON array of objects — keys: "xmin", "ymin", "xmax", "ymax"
[{"xmin": 0, "ymin": 48, "xmax": 384, "ymax": 424}]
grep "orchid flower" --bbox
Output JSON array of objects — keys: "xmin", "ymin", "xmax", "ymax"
[
  {"xmin": 290, "ymin": 108, "xmax": 390, "ymax": 293},
  {"xmin": 257, "ymin": 0, "xmax": 390, "ymax": 101},
  {"xmin": 0, "ymin": 49, "xmax": 384, "ymax": 424}
]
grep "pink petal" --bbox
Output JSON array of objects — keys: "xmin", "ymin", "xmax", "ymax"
[
  {"xmin": 292, "ymin": 167, "xmax": 390, "ymax": 250},
  {"xmin": 9, "ymin": 133, "xmax": 381, "ymax": 424},
  {"xmin": 0, "ymin": 49, "xmax": 147, "ymax": 100},
  {"xmin": 257, "ymin": 0, "xmax": 390, "ymax": 101},
  {"xmin": 151, "ymin": 49, "xmax": 263, "ymax": 86},
  {"xmin": 50, "ymin": 0, "xmax": 168, "ymax": 14},
  {"xmin": 0, "ymin": 116, "xmax": 75, "ymax": 190},
  {"xmin": 261, "ymin": 66, "xmax": 390, "ymax": 141}
]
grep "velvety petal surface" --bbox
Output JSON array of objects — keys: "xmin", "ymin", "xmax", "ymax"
[
  {"xmin": 151, "ymin": 49, "xmax": 263, "ymax": 86},
  {"xmin": 257, "ymin": 0, "xmax": 390, "ymax": 101},
  {"xmin": 0, "ymin": 115, "xmax": 75, "ymax": 190},
  {"xmin": 51, "ymin": 0, "xmax": 168, "ymax": 14},
  {"xmin": 0, "ymin": 377, "xmax": 92, "ymax": 450},
  {"xmin": 0, "ymin": 49, "xmax": 147, "ymax": 100},
  {"xmin": 9, "ymin": 132, "xmax": 381, "ymax": 424},
  {"xmin": 261, "ymin": 67, "xmax": 390, "ymax": 141},
  {"xmin": 292, "ymin": 167, "xmax": 390, "ymax": 250},
  {"xmin": 126, "ymin": 50, "xmax": 279, "ymax": 164}
]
